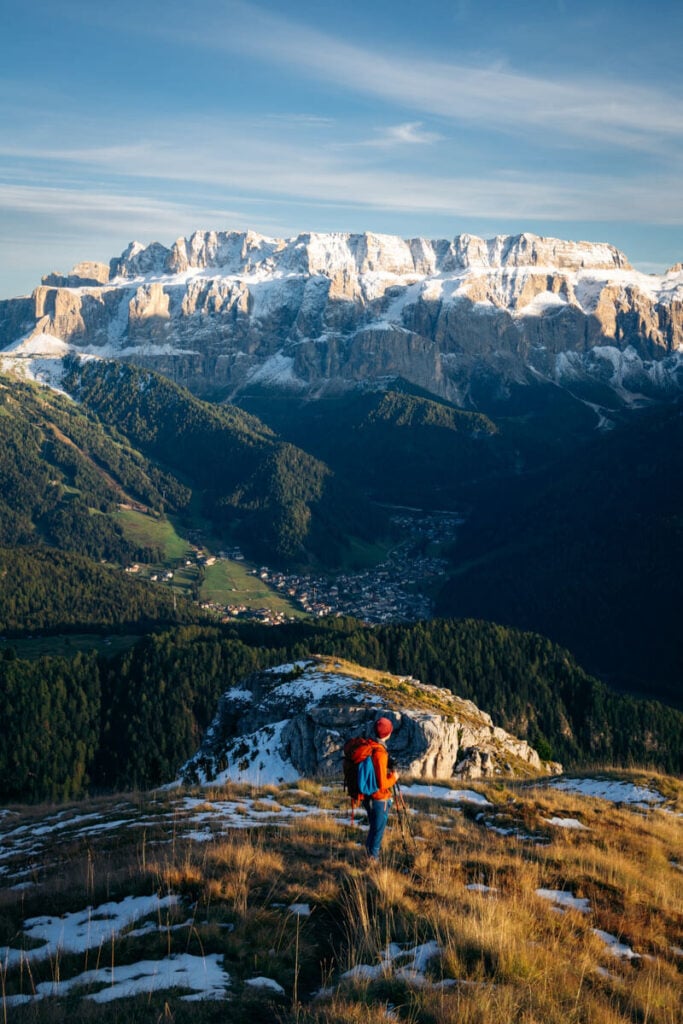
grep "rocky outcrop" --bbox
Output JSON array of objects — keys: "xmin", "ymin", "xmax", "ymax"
[
  {"xmin": 42, "ymin": 261, "xmax": 110, "ymax": 288},
  {"xmin": 1, "ymin": 229, "xmax": 681, "ymax": 407},
  {"xmin": 178, "ymin": 657, "xmax": 561, "ymax": 787}
]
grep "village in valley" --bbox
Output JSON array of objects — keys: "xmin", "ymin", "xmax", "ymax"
[
  {"xmin": 123, "ymin": 509, "xmax": 462, "ymax": 625},
  {"xmin": 206, "ymin": 510, "xmax": 462, "ymax": 625}
]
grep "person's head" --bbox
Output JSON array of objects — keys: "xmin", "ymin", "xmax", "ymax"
[{"xmin": 374, "ymin": 716, "xmax": 393, "ymax": 740}]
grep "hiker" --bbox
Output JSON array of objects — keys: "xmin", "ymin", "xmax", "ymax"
[
  {"xmin": 344, "ymin": 716, "xmax": 397, "ymax": 860},
  {"xmin": 361, "ymin": 717, "xmax": 400, "ymax": 859}
]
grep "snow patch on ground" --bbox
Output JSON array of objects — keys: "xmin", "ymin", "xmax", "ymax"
[
  {"xmin": 245, "ymin": 976, "xmax": 285, "ymax": 994},
  {"xmin": 402, "ymin": 785, "xmax": 493, "ymax": 807},
  {"xmin": 536, "ymin": 889, "xmax": 591, "ymax": 914},
  {"xmin": 546, "ymin": 778, "xmax": 665, "ymax": 806},
  {"xmin": 543, "ymin": 817, "xmax": 590, "ymax": 830},
  {"xmin": 336, "ymin": 939, "xmax": 443, "ymax": 991},
  {"xmin": 481, "ymin": 818, "xmax": 547, "ymax": 843},
  {"xmin": 593, "ymin": 929, "xmax": 641, "ymax": 960},
  {"xmin": 0, "ymin": 894, "xmax": 180, "ymax": 967},
  {"xmin": 4, "ymin": 954, "xmax": 228, "ymax": 1007}
]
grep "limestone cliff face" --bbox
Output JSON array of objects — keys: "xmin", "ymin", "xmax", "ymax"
[
  {"xmin": 178, "ymin": 657, "xmax": 561, "ymax": 787},
  {"xmin": 1, "ymin": 229, "xmax": 681, "ymax": 405},
  {"xmin": 42, "ymin": 261, "xmax": 110, "ymax": 288}
]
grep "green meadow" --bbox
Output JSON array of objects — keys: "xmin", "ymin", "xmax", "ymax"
[
  {"xmin": 116, "ymin": 508, "xmax": 191, "ymax": 561},
  {"xmin": 200, "ymin": 558, "xmax": 301, "ymax": 615}
]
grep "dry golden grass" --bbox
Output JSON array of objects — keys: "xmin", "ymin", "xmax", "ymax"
[{"xmin": 0, "ymin": 769, "xmax": 681, "ymax": 1023}]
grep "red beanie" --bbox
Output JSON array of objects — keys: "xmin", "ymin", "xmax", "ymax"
[{"xmin": 374, "ymin": 717, "xmax": 393, "ymax": 739}]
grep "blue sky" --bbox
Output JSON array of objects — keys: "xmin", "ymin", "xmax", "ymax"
[{"xmin": 1, "ymin": 0, "xmax": 682, "ymax": 298}]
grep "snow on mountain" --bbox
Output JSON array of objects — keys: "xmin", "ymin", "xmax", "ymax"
[
  {"xmin": 1, "ymin": 229, "xmax": 682, "ymax": 406},
  {"xmin": 108, "ymin": 229, "xmax": 633, "ymax": 279}
]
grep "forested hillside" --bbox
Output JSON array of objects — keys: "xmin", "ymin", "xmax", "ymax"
[
  {"xmin": 63, "ymin": 359, "xmax": 385, "ymax": 564},
  {"xmin": 238, "ymin": 383, "xmax": 506, "ymax": 507},
  {"xmin": 237, "ymin": 377, "xmax": 602, "ymax": 507},
  {"xmin": 437, "ymin": 400, "xmax": 683, "ymax": 706},
  {"xmin": 0, "ymin": 376, "xmax": 184, "ymax": 562},
  {"xmin": 0, "ymin": 547, "xmax": 199, "ymax": 633},
  {"xmin": 2, "ymin": 618, "xmax": 681, "ymax": 804},
  {"xmin": 0, "ymin": 651, "xmax": 100, "ymax": 802}
]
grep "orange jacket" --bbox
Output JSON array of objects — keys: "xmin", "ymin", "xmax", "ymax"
[{"xmin": 370, "ymin": 741, "xmax": 398, "ymax": 800}]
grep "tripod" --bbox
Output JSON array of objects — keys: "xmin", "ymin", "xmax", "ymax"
[{"xmin": 393, "ymin": 781, "xmax": 417, "ymax": 855}]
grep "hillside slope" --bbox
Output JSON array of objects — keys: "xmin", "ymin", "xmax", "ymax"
[
  {"xmin": 437, "ymin": 400, "xmax": 683, "ymax": 705},
  {"xmin": 238, "ymin": 383, "xmax": 508, "ymax": 507},
  {"xmin": 0, "ymin": 769, "xmax": 680, "ymax": 1022},
  {"xmin": 0, "ymin": 374, "xmax": 186, "ymax": 562}
]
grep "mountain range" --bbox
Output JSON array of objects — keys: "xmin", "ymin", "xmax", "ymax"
[{"xmin": 2, "ymin": 229, "xmax": 682, "ymax": 411}]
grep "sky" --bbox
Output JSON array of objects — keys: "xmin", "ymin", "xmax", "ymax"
[{"xmin": 1, "ymin": 0, "xmax": 682, "ymax": 298}]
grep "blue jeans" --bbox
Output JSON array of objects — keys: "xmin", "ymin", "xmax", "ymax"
[{"xmin": 363, "ymin": 797, "xmax": 392, "ymax": 859}]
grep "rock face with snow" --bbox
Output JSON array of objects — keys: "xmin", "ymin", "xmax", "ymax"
[
  {"xmin": 1, "ymin": 229, "xmax": 682, "ymax": 407},
  {"xmin": 178, "ymin": 657, "xmax": 561, "ymax": 787}
]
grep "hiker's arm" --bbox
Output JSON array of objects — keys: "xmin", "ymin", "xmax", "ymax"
[{"xmin": 375, "ymin": 747, "xmax": 399, "ymax": 791}]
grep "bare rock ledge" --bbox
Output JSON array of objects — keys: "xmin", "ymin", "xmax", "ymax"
[{"xmin": 179, "ymin": 656, "xmax": 562, "ymax": 787}]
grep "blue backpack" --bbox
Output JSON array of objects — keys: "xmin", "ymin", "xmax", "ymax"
[
  {"xmin": 343, "ymin": 736, "xmax": 380, "ymax": 804},
  {"xmin": 357, "ymin": 749, "xmax": 379, "ymax": 796}
]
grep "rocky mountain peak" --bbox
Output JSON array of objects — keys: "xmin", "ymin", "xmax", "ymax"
[
  {"xmin": 179, "ymin": 656, "xmax": 561, "ymax": 787},
  {"xmin": 110, "ymin": 240, "xmax": 171, "ymax": 279},
  {"xmin": 41, "ymin": 261, "xmax": 111, "ymax": 288},
  {"xmin": 105, "ymin": 229, "xmax": 631, "ymax": 281}
]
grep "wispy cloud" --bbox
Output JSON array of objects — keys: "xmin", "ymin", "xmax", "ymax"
[
  {"xmin": 164, "ymin": 1, "xmax": 683, "ymax": 151},
  {"xmin": 357, "ymin": 122, "xmax": 445, "ymax": 148},
  {"xmin": 258, "ymin": 114, "xmax": 336, "ymax": 128},
  {"xmin": 48, "ymin": 1, "xmax": 683, "ymax": 152}
]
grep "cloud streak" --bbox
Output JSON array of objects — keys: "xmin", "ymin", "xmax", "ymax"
[
  {"xmin": 50, "ymin": 1, "xmax": 683, "ymax": 151},
  {"xmin": 169, "ymin": 0, "xmax": 683, "ymax": 151},
  {"xmin": 2, "ymin": 137, "xmax": 682, "ymax": 228}
]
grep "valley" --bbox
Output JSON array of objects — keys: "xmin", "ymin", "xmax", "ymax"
[
  {"xmin": 260, "ymin": 509, "xmax": 460, "ymax": 623},
  {"xmin": 108, "ymin": 506, "xmax": 458, "ymax": 625}
]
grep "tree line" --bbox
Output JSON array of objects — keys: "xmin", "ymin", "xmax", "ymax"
[{"xmin": 2, "ymin": 618, "xmax": 681, "ymax": 804}]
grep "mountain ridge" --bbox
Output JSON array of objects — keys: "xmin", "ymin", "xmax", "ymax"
[
  {"xmin": 2, "ymin": 228, "xmax": 681, "ymax": 409},
  {"xmin": 178, "ymin": 655, "xmax": 559, "ymax": 789}
]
